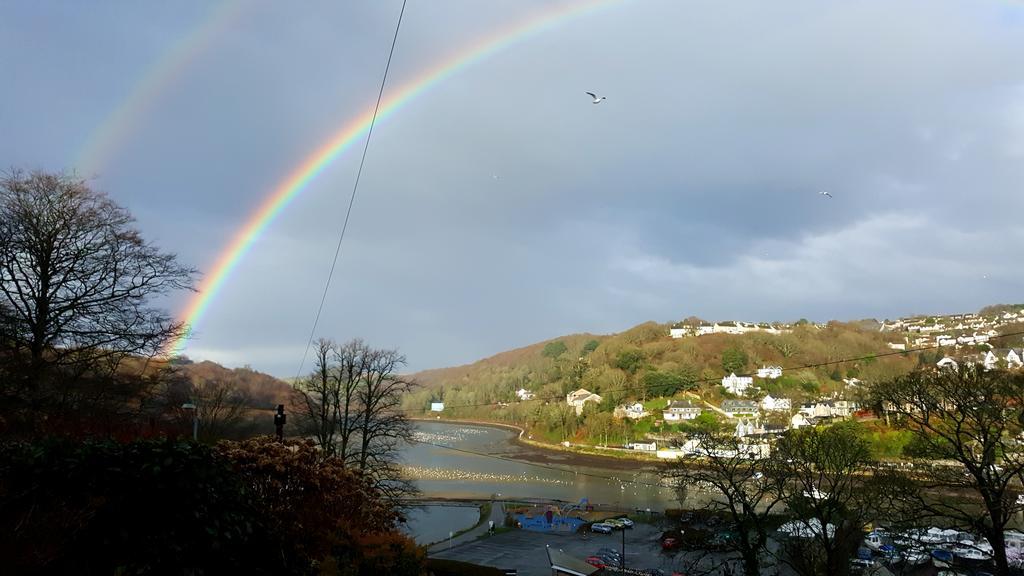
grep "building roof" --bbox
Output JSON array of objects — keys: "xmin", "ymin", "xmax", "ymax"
[
  {"xmin": 666, "ymin": 400, "xmax": 699, "ymax": 410},
  {"xmin": 721, "ymin": 400, "xmax": 758, "ymax": 410}
]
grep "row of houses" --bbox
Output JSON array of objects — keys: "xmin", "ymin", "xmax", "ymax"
[
  {"xmin": 882, "ymin": 310, "xmax": 1023, "ymax": 334},
  {"xmin": 937, "ymin": 348, "xmax": 1024, "ymax": 371},
  {"xmin": 618, "ymin": 394, "xmax": 854, "ymax": 423},
  {"xmin": 670, "ymin": 321, "xmax": 794, "ymax": 339},
  {"xmin": 895, "ymin": 330, "xmax": 998, "ymax": 350},
  {"xmin": 722, "ymin": 366, "xmax": 783, "ymax": 395},
  {"xmin": 881, "ymin": 308, "xmax": 1023, "ymax": 351}
]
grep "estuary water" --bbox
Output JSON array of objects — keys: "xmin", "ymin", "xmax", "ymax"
[
  {"xmin": 400, "ymin": 421, "xmax": 679, "ymax": 510},
  {"xmin": 403, "ymin": 503, "xmax": 480, "ymax": 545}
]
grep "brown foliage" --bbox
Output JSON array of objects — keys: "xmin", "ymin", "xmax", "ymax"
[{"xmin": 216, "ymin": 437, "xmax": 414, "ymax": 572}]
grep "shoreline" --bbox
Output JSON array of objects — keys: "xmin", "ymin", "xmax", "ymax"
[{"xmin": 410, "ymin": 417, "xmax": 662, "ymax": 472}]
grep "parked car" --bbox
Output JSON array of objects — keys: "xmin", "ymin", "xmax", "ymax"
[
  {"xmin": 596, "ymin": 547, "xmax": 621, "ymax": 562},
  {"xmin": 604, "ymin": 518, "xmax": 625, "ymax": 529},
  {"xmin": 661, "ymin": 528, "xmax": 687, "ymax": 552},
  {"xmin": 591, "ymin": 523, "xmax": 614, "ymax": 534},
  {"xmin": 585, "ymin": 556, "xmax": 607, "ymax": 568},
  {"xmin": 620, "ymin": 517, "xmax": 634, "ymax": 528}
]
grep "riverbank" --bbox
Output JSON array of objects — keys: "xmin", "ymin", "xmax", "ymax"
[{"xmin": 411, "ymin": 417, "xmax": 662, "ymax": 472}]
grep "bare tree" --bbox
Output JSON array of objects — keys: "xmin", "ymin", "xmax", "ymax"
[
  {"xmin": 295, "ymin": 339, "xmax": 341, "ymax": 454},
  {"xmin": 666, "ymin": 431, "xmax": 785, "ymax": 576},
  {"xmin": 193, "ymin": 378, "xmax": 250, "ymax": 440},
  {"xmin": 293, "ymin": 338, "xmax": 416, "ymax": 500},
  {"xmin": 335, "ymin": 339, "xmax": 371, "ymax": 464},
  {"xmin": 294, "ymin": 338, "xmax": 372, "ymax": 461},
  {"xmin": 157, "ymin": 372, "xmax": 251, "ymax": 441},
  {"xmin": 0, "ymin": 170, "xmax": 194, "ymax": 403},
  {"xmin": 869, "ymin": 367, "xmax": 1024, "ymax": 576},
  {"xmin": 356, "ymin": 346, "xmax": 416, "ymax": 500}
]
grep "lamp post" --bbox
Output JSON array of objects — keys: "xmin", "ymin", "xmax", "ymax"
[
  {"xmin": 621, "ymin": 517, "xmax": 626, "ymax": 569},
  {"xmin": 181, "ymin": 402, "xmax": 197, "ymax": 441}
]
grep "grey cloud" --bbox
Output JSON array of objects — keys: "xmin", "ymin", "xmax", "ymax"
[{"xmin": 3, "ymin": 0, "xmax": 1023, "ymax": 373}]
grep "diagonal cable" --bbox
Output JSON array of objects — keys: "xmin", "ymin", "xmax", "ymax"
[{"xmin": 295, "ymin": 0, "xmax": 409, "ymax": 382}]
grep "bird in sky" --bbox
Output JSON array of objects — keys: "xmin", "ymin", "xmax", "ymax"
[
  {"xmin": 819, "ymin": 191, "xmax": 833, "ymax": 199},
  {"xmin": 491, "ymin": 174, "xmax": 500, "ymax": 180},
  {"xmin": 585, "ymin": 92, "xmax": 606, "ymax": 104}
]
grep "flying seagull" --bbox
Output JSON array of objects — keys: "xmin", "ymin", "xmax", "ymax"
[
  {"xmin": 585, "ymin": 91, "xmax": 606, "ymax": 104},
  {"xmin": 819, "ymin": 191, "xmax": 833, "ymax": 199}
]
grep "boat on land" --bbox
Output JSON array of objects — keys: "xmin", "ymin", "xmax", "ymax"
[{"xmin": 864, "ymin": 529, "xmax": 890, "ymax": 551}]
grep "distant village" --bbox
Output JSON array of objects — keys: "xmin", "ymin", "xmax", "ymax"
[
  {"xmin": 879, "ymin": 309, "xmax": 1024, "ymax": 370},
  {"xmin": 524, "ymin": 307, "xmax": 1024, "ymax": 460}
]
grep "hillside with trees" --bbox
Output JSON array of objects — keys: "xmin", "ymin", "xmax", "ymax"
[{"xmin": 401, "ymin": 317, "xmax": 987, "ymax": 446}]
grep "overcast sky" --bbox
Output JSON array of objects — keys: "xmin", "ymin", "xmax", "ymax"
[{"xmin": 2, "ymin": 1, "xmax": 1023, "ymax": 375}]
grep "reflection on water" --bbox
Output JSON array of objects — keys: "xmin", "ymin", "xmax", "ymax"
[
  {"xmin": 401, "ymin": 421, "xmax": 680, "ymax": 510},
  {"xmin": 403, "ymin": 504, "xmax": 479, "ymax": 545}
]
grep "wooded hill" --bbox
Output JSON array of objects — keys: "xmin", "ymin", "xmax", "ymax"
[{"xmin": 401, "ymin": 309, "xmax": 1019, "ymax": 444}]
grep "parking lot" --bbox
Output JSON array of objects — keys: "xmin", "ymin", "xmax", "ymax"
[{"xmin": 429, "ymin": 522, "xmax": 698, "ymax": 576}]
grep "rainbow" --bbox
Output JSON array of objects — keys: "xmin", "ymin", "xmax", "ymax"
[
  {"xmin": 75, "ymin": 1, "xmax": 245, "ymax": 173},
  {"xmin": 168, "ymin": 0, "xmax": 622, "ymax": 356}
]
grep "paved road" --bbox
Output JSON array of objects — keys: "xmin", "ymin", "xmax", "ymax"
[
  {"xmin": 428, "ymin": 501, "xmax": 505, "ymax": 554},
  {"xmin": 430, "ymin": 522, "xmax": 677, "ymax": 576}
]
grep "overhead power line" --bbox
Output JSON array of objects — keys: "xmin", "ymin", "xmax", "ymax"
[{"xmin": 295, "ymin": 0, "xmax": 409, "ymax": 382}]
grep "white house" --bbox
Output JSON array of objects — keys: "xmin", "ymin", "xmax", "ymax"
[
  {"xmin": 936, "ymin": 357, "xmax": 959, "ymax": 370},
  {"xmin": 833, "ymin": 400, "xmax": 858, "ymax": 418},
  {"xmin": 886, "ymin": 342, "xmax": 907, "ymax": 351},
  {"xmin": 430, "ymin": 402, "xmax": 444, "ymax": 412},
  {"xmin": 790, "ymin": 413, "xmax": 813, "ymax": 429},
  {"xmin": 566, "ymin": 388, "xmax": 603, "ymax": 415},
  {"xmin": 663, "ymin": 400, "xmax": 702, "ymax": 421},
  {"xmin": 756, "ymin": 365, "xmax": 783, "ymax": 379},
  {"xmin": 799, "ymin": 402, "xmax": 835, "ymax": 419},
  {"xmin": 937, "ymin": 335, "xmax": 957, "ymax": 347},
  {"xmin": 799, "ymin": 400, "xmax": 857, "ymax": 419},
  {"xmin": 615, "ymin": 402, "xmax": 650, "ymax": 420},
  {"xmin": 760, "ymin": 394, "xmax": 792, "ymax": 412},
  {"xmin": 722, "ymin": 373, "xmax": 754, "ymax": 395},
  {"xmin": 983, "ymin": 351, "xmax": 999, "ymax": 371},
  {"xmin": 515, "ymin": 388, "xmax": 535, "ymax": 401},
  {"xmin": 627, "ymin": 441, "xmax": 657, "ymax": 451},
  {"xmin": 735, "ymin": 419, "xmax": 758, "ymax": 438},
  {"xmin": 669, "ymin": 327, "xmax": 688, "ymax": 339},
  {"xmin": 1007, "ymin": 349, "xmax": 1024, "ymax": 369}
]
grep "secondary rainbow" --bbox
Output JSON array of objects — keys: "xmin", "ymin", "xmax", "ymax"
[
  {"xmin": 75, "ymin": 1, "xmax": 244, "ymax": 173},
  {"xmin": 168, "ymin": 0, "xmax": 621, "ymax": 356}
]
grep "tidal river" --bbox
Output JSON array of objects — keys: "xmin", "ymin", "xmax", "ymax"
[{"xmin": 400, "ymin": 421, "xmax": 679, "ymax": 510}]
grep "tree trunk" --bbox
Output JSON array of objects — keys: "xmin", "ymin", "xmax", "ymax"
[
  {"xmin": 737, "ymin": 531, "xmax": 760, "ymax": 576},
  {"xmin": 987, "ymin": 521, "xmax": 1010, "ymax": 576}
]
